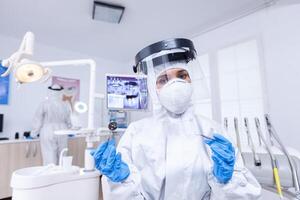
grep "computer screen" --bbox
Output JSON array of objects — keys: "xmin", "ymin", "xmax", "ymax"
[
  {"xmin": 0, "ymin": 114, "xmax": 3, "ymax": 133},
  {"xmin": 106, "ymin": 74, "xmax": 148, "ymax": 110}
]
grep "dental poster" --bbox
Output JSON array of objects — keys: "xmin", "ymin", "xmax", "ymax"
[
  {"xmin": 52, "ymin": 76, "xmax": 80, "ymax": 108},
  {"xmin": 0, "ymin": 64, "xmax": 10, "ymax": 105}
]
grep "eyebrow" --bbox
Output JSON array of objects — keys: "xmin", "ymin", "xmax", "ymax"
[{"xmin": 177, "ymin": 69, "xmax": 188, "ymax": 74}]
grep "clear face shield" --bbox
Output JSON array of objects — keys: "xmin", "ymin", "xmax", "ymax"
[{"xmin": 133, "ymin": 38, "xmax": 209, "ymax": 115}]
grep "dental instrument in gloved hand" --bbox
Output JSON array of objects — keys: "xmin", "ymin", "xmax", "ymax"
[
  {"xmin": 91, "ymin": 136, "xmax": 130, "ymax": 182},
  {"xmin": 202, "ymin": 133, "xmax": 236, "ymax": 184},
  {"xmin": 93, "ymin": 121, "xmax": 130, "ymax": 182},
  {"xmin": 108, "ymin": 121, "xmax": 118, "ymax": 140},
  {"xmin": 244, "ymin": 118, "xmax": 261, "ymax": 166}
]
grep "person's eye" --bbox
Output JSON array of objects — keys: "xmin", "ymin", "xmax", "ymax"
[
  {"xmin": 158, "ymin": 78, "xmax": 167, "ymax": 85},
  {"xmin": 178, "ymin": 72, "xmax": 190, "ymax": 80},
  {"xmin": 179, "ymin": 74, "xmax": 187, "ymax": 79},
  {"xmin": 157, "ymin": 76, "xmax": 168, "ymax": 86}
]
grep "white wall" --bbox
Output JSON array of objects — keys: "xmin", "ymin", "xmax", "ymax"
[
  {"xmin": 193, "ymin": 2, "xmax": 300, "ymax": 150},
  {"xmin": 3, "ymin": 2, "xmax": 299, "ymax": 149},
  {"xmin": 0, "ymin": 34, "xmax": 131, "ymax": 138}
]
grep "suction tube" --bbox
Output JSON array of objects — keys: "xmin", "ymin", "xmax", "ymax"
[{"xmin": 265, "ymin": 114, "xmax": 300, "ymax": 199}]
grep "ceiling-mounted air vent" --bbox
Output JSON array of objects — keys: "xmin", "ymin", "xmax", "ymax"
[{"xmin": 93, "ymin": 1, "xmax": 125, "ymax": 24}]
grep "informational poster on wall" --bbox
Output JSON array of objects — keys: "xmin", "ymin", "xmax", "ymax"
[
  {"xmin": 0, "ymin": 64, "xmax": 10, "ymax": 105},
  {"xmin": 52, "ymin": 76, "xmax": 80, "ymax": 109}
]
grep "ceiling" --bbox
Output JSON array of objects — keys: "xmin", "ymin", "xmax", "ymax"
[{"xmin": 0, "ymin": 0, "xmax": 275, "ymax": 62}]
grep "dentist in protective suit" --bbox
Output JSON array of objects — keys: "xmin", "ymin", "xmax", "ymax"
[
  {"xmin": 32, "ymin": 84, "xmax": 72, "ymax": 165},
  {"xmin": 92, "ymin": 38, "xmax": 262, "ymax": 200}
]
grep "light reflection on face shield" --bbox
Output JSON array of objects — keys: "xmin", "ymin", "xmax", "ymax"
[{"xmin": 156, "ymin": 68, "xmax": 191, "ymax": 90}]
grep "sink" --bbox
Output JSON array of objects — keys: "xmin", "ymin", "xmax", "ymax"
[{"xmin": 11, "ymin": 165, "xmax": 81, "ymax": 189}]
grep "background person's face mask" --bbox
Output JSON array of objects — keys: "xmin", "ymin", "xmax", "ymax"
[{"xmin": 157, "ymin": 78, "xmax": 193, "ymax": 115}]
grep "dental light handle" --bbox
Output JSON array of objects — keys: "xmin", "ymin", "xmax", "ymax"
[
  {"xmin": 244, "ymin": 117, "xmax": 261, "ymax": 166},
  {"xmin": 19, "ymin": 32, "xmax": 35, "ymax": 55}
]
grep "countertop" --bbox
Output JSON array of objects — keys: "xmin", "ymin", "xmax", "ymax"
[
  {"xmin": 0, "ymin": 127, "xmax": 126, "ymax": 145},
  {"xmin": 0, "ymin": 135, "xmax": 85, "ymax": 145}
]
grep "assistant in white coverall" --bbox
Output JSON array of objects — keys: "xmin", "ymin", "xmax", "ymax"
[{"xmin": 32, "ymin": 84, "xmax": 72, "ymax": 165}]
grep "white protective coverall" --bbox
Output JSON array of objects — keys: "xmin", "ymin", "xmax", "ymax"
[
  {"xmin": 102, "ymin": 110, "xmax": 262, "ymax": 200},
  {"xmin": 102, "ymin": 40, "xmax": 262, "ymax": 199},
  {"xmin": 32, "ymin": 86, "xmax": 72, "ymax": 165}
]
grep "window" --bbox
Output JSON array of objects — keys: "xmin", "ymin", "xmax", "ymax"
[
  {"xmin": 193, "ymin": 39, "xmax": 267, "ymax": 144},
  {"xmin": 217, "ymin": 39, "xmax": 265, "ymax": 144},
  {"xmin": 194, "ymin": 54, "xmax": 212, "ymax": 119}
]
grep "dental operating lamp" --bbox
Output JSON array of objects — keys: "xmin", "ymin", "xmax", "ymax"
[
  {"xmin": 0, "ymin": 32, "xmax": 106, "ymax": 171},
  {"xmin": 1, "ymin": 32, "xmax": 50, "ymax": 84}
]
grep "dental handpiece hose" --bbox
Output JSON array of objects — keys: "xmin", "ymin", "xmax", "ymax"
[
  {"xmin": 273, "ymin": 161, "xmax": 283, "ymax": 199},
  {"xmin": 244, "ymin": 118, "xmax": 261, "ymax": 166},
  {"xmin": 224, "ymin": 117, "xmax": 228, "ymax": 131},
  {"xmin": 265, "ymin": 114, "xmax": 300, "ymax": 199},
  {"xmin": 255, "ymin": 118, "xmax": 283, "ymax": 199},
  {"xmin": 233, "ymin": 118, "xmax": 243, "ymax": 155}
]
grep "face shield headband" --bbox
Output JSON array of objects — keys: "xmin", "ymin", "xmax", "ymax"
[{"xmin": 133, "ymin": 38, "xmax": 196, "ymax": 75}]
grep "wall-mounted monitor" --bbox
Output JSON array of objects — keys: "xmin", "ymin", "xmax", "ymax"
[
  {"xmin": 106, "ymin": 74, "xmax": 148, "ymax": 110},
  {"xmin": 0, "ymin": 114, "xmax": 3, "ymax": 133}
]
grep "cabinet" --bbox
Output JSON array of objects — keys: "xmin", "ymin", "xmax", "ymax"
[
  {"xmin": 0, "ymin": 144, "xmax": 10, "ymax": 198},
  {"xmin": 68, "ymin": 137, "xmax": 86, "ymax": 167},
  {"xmin": 0, "ymin": 137, "xmax": 86, "ymax": 199},
  {"xmin": 0, "ymin": 141, "xmax": 42, "ymax": 199},
  {"xmin": 9, "ymin": 141, "xmax": 42, "ymax": 170}
]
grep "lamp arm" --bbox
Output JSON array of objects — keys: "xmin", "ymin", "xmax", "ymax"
[
  {"xmin": 1, "ymin": 51, "xmax": 33, "ymax": 77},
  {"xmin": 18, "ymin": 32, "xmax": 35, "ymax": 55},
  {"xmin": 1, "ymin": 31, "xmax": 35, "ymax": 77}
]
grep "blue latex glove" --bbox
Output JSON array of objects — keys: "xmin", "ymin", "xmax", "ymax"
[
  {"xmin": 204, "ymin": 133, "xmax": 235, "ymax": 184},
  {"xmin": 91, "ymin": 139, "xmax": 130, "ymax": 182}
]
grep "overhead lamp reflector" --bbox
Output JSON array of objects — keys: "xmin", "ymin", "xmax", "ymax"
[
  {"xmin": 15, "ymin": 59, "xmax": 50, "ymax": 84},
  {"xmin": 93, "ymin": 1, "xmax": 125, "ymax": 24}
]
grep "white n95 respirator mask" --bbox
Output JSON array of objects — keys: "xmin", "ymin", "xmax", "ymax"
[{"xmin": 157, "ymin": 78, "xmax": 193, "ymax": 115}]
